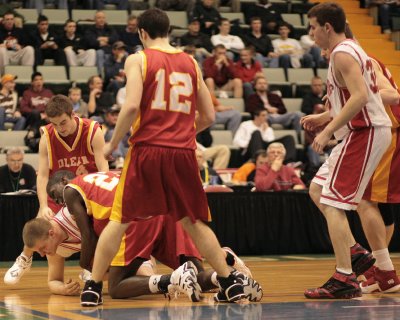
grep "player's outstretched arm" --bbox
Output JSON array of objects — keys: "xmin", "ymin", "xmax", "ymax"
[
  {"xmin": 37, "ymin": 134, "xmax": 54, "ymax": 219},
  {"xmin": 91, "ymin": 127, "xmax": 109, "ymax": 172},
  {"xmin": 64, "ymin": 187, "xmax": 98, "ymax": 271},
  {"xmin": 47, "ymin": 254, "xmax": 80, "ymax": 296},
  {"xmin": 196, "ymin": 78, "xmax": 216, "ymax": 133},
  {"xmin": 371, "ymin": 60, "xmax": 400, "ymax": 106}
]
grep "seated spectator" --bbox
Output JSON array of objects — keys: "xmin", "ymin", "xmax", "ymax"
[
  {"xmin": 104, "ymin": 41, "xmax": 128, "ymax": 95},
  {"xmin": 232, "ymin": 149, "xmax": 268, "ymax": 183},
  {"xmin": 254, "ymin": 142, "xmax": 305, "ymax": 191},
  {"xmin": 203, "ymin": 44, "xmax": 243, "ymax": 98},
  {"xmin": 156, "ymin": 0, "xmax": 196, "ymax": 12},
  {"xmin": 24, "ymin": 0, "xmax": 67, "ymax": 11},
  {"xmin": 118, "ymin": 15, "xmax": 143, "ymax": 54},
  {"xmin": 272, "ymin": 22, "xmax": 313, "ymax": 68},
  {"xmin": 59, "ymin": 19, "xmax": 96, "ymax": 67},
  {"xmin": 0, "ymin": 11, "xmax": 35, "ymax": 74},
  {"xmin": 244, "ymin": 0, "xmax": 283, "ymax": 34},
  {"xmin": 210, "ymin": 92, "xmax": 242, "ymax": 134},
  {"xmin": 246, "ymin": 76, "xmax": 304, "ymax": 139},
  {"xmin": 211, "ymin": 18, "xmax": 245, "ymax": 60},
  {"xmin": 102, "ymin": 104, "xmax": 128, "ymax": 169},
  {"xmin": 84, "ymin": 10, "xmax": 119, "ymax": 74},
  {"xmin": 235, "ymin": 46, "xmax": 263, "ymax": 98},
  {"xmin": 68, "ymin": 87, "xmax": 88, "ymax": 118},
  {"xmin": 241, "ymin": 17, "xmax": 276, "ymax": 67},
  {"xmin": 370, "ymin": 0, "xmax": 400, "ymax": 33},
  {"xmin": 196, "ymin": 128, "xmax": 230, "ymax": 169},
  {"xmin": 180, "ymin": 17, "xmax": 213, "ymax": 66},
  {"xmin": 190, "ymin": 0, "xmax": 222, "ymax": 37},
  {"xmin": 20, "ymin": 72, "xmax": 53, "ymax": 130},
  {"xmin": 31, "ymin": 15, "xmax": 66, "ymax": 67},
  {"xmin": 196, "ymin": 149, "xmax": 223, "ymax": 185},
  {"xmin": 300, "ymin": 34, "xmax": 327, "ymax": 68},
  {"xmin": 0, "ymin": 74, "xmax": 26, "ymax": 130},
  {"xmin": 84, "ymin": 75, "xmax": 115, "ymax": 123},
  {"xmin": 84, "ymin": 0, "xmax": 129, "ymax": 9},
  {"xmin": 0, "ymin": 147, "xmax": 37, "ymax": 193},
  {"xmin": 233, "ymin": 108, "xmax": 297, "ymax": 162},
  {"xmin": 301, "ymin": 76, "xmax": 325, "ymax": 116}
]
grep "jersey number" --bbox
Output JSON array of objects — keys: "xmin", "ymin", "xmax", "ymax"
[
  {"xmin": 151, "ymin": 69, "xmax": 193, "ymax": 114},
  {"xmin": 366, "ymin": 59, "xmax": 379, "ymax": 94},
  {"xmin": 83, "ymin": 173, "xmax": 119, "ymax": 191}
]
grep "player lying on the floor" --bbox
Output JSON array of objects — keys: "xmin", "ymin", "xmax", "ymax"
[{"xmin": 23, "ymin": 170, "xmax": 262, "ymax": 303}]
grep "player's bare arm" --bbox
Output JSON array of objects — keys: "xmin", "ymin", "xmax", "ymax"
[
  {"xmin": 300, "ymin": 111, "xmax": 330, "ymax": 131},
  {"xmin": 47, "ymin": 254, "xmax": 80, "ymax": 296},
  {"xmin": 371, "ymin": 60, "xmax": 400, "ymax": 105},
  {"xmin": 64, "ymin": 187, "xmax": 98, "ymax": 271},
  {"xmin": 91, "ymin": 127, "xmax": 109, "ymax": 172},
  {"xmin": 196, "ymin": 77, "xmax": 215, "ymax": 133},
  {"xmin": 37, "ymin": 133, "xmax": 54, "ymax": 219},
  {"xmin": 104, "ymin": 54, "xmax": 143, "ymax": 158}
]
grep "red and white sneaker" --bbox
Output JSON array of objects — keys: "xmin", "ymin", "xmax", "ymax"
[
  {"xmin": 360, "ymin": 267, "xmax": 400, "ymax": 294},
  {"xmin": 304, "ymin": 271, "xmax": 361, "ymax": 299}
]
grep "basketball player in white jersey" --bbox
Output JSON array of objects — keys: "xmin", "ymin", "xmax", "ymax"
[
  {"xmin": 302, "ymin": 3, "xmax": 392, "ymax": 299},
  {"xmin": 22, "ymin": 208, "xmax": 154, "ymax": 296}
]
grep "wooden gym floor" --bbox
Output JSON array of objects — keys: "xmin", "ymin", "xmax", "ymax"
[{"xmin": 1, "ymin": 256, "xmax": 400, "ymax": 319}]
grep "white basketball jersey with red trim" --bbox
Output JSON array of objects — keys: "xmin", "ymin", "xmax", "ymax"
[
  {"xmin": 327, "ymin": 39, "xmax": 391, "ymax": 140},
  {"xmin": 53, "ymin": 207, "xmax": 81, "ymax": 258}
]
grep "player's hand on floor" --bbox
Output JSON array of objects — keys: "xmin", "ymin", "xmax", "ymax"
[{"xmin": 64, "ymin": 279, "xmax": 80, "ymax": 296}]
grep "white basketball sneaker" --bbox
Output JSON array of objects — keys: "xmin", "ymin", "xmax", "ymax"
[
  {"xmin": 4, "ymin": 254, "xmax": 32, "ymax": 285},
  {"xmin": 223, "ymin": 247, "xmax": 253, "ymax": 278},
  {"xmin": 170, "ymin": 261, "xmax": 202, "ymax": 302}
]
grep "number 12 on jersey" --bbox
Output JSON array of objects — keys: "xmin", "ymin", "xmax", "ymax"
[{"xmin": 151, "ymin": 69, "xmax": 193, "ymax": 114}]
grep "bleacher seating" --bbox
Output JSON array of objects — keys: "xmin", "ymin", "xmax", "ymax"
[
  {"xmin": 69, "ymin": 66, "xmax": 98, "ymax": 84},
  {"xmin": 42, "ymin": 9, "xmax": 68, "ymax": 25},
  {"xmin": 0, "ymin": 131, "xmax": 29, "ymax": 152},
  {"xmin": 15, "ymin": 8, "xmax": 37, "ymax": 24},
  {"xmin": 36, "ymin": 66, "xmax": 69, "ymax": 85},
  {"xmin": 4, "ymin": 66, "xmax": 33, "ymax": 84},
  {"xmin": 282, "ymin": 98, "xmax": 303, "ymax": 113}
]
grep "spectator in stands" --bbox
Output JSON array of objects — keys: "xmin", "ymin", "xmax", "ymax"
[
  {"xmin": 210, "ymin": 92, "xmax": 242, "ymax": 134},
  {"xmin": 180, "ymin": 17, "xmax": 213, "ymax": 66},
  {"xmin": 300, "ymin": 34, "xmax": 327, "ymax": 68},
  {"xmin": 20, "ymin": 72, "xmax": 53, "ymax": 130},
  {"xmin": 272, "ymin": 22, "xmax": 313, "ymax": 68},
  {"xmin": 301, "ymin": 76, "xmax": 325, "ymax": 116},
  {"xmin": 84, "ymin": 75, "xmax": 115, "ymax": 123},
  {"xmin": 102, "ymin": 104, "xmax": 128, "ymax": 169},
  {"xmin": 190, "ymin": 0, "xmax": 222, "ymax": 36},
  {"xmin": 30, "ymin": 15, "xmax": 66, "ymax": 67},
  {"xmin": 0, "ymin": 11, "xmax": 35, "ymax": 74},
  {"xmin": 232, "ymin": 149, "xmax": 268, "ymax": 184},
  {"xmin": 68, "ymin": 87, "xmax": 88, "ymax": 118},
  {"xmin": 84, "ymin": 10, "xmax": 119, "ymax": 74},
  {"xmin": 0, "ymin": 74, "xmax": 26, "ymax": 131},
  {"xmin": 59, "ymin": 19, "xmax": 96, "ymax": 67},
  {"xmin": 196, "ymin": 149, "xmax": 223, "ymax": 185},
  {"xmin": 246, "ymin": 76, "xmax": 304, "ymax": 139},
  {"xmin": 104, "ymin": 41, "xmax": 128, "ymax": 95},
  {"xmin": 196, "ymin": 128, "xmax": 231, "ymax": 169},
  {"xmin": 244, "ymin": 0, "xmax": 283, "ymax": 34},
  {"xmin": 233, "ymin": 108, "xmax": 297, "ymax": 162},
  {"xmin": 370, "ymin": 0, "xmax": 400, "ymax": 33},
  {"xmin": 156, "ymin": 0, "xmax": 196, "ymax": 12},
  {"xmin": 0, "ymin": 147, "xmax": 37, "ymax": 193},
  {"xmin": 235, "ymin": 46, "xmax": 263, "ymax": 98},
  {"xmin": 211, "ymin": 18, "xmax": 245, "ymax": 60},
  {"xmin": 203, "ymin": 44, "xmax": 243, "ymax": 98},
  {"xmin": 255, "ymin": 142, "xmax": 305, "ymax": 191},
  {"xmin": 216, "ymin": 0, "xmax": 241, "ymax": 12},
  {"xmin": 241, "ymin": 17, "xmax": 276, "ymax": 67},
  {"xmin": 24, "ymin": 0, "xmax": 68, "ymax": 12},
  {"xmin": 84, "ymin": 0, "xmax": 129, "ymax": 9},
  {"xmin": 118, "ymin": 15, "xmax": 143, "ymax": 54}
]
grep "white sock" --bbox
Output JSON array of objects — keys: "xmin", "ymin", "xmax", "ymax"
[
  {"xmin": 149, "ymin": 275, "xmax": 162, "ymax": 293},
  {"xmin": 211, "ymin": 272, "xmax": 219, "ymax": 287},
  {"xmin": 20, "ymin": 253, "xmax": 31, "ymax": 261},
  {"xmin": 336, "ymin": 267, "xmax": 353, "ymax": 275},
  {"xmin": 373, "ymin": 248, "xmax": 394, "ymax": 271}
]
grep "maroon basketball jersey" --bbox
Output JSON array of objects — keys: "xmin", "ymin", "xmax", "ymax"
[
  {"xmin": 41, "ymin": 117, "xmax": 100, "ymax": 177},
  {"xmin": 129, "ymin": 48, "xmax": 200, "ymax": 149}
]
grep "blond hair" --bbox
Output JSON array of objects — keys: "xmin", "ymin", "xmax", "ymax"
[{"xmin": 22, "ymin": 218, "xmax": 51, "ymax": 248}]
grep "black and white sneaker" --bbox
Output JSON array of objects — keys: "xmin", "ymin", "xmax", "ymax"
[
  {"xmin": 215, "ymin": 271, "xmax": 247, "ymax": 303},
  {"xmin": 81, "ymin": 280, "xmax": 103, "ymax": 307},
  {"xmin": 170, "ymin": 261, "xmax": 202, "ymax": 302},
  {"xmin": 215, "ymin": 271, "xmax": 262, "ymax": 302}
]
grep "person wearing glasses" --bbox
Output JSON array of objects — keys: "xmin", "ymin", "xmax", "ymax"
[{"xmin": 0, "ymin": 147, "xmax": 36, "ymax": 193}]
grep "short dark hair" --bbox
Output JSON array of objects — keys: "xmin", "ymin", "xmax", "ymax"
[
  {"xmin": 218, "ymin": 18, "xmax": 229, "ymax": 26},
  {"xmin": 213, "ymin": 44, "xmax": 226, "ymax": 51},
  {"xmin": 137, "ymin": 8, "xmax": 169, "ymax": 39},
  {"xmin": 45, "ymin": 94, "xmax": 73, "ymax": 118},
  {"xmin": 46, "ymin": 170, "xmax": 75, "ymax": 195},
  {"xmin": 31, "ymin": 72, "xmax": 42, "ymax": 82},
  {"xmin": 307, "ymin": 2, "xmax": 346, "ymax": 34},
  {"xmin": 250, "ymin": 16, "xmax": 262, "ymax": 24},
  {"xmin": 37, "ymin": 14, "xmax": 48, "ymax": 24}
]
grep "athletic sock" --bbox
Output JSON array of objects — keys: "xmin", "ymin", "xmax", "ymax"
[
  {"xmin": 336, "ymin": 267, "xmax": 353, "ymax": 275},
  {"xmin": 373, "ymin": 248, "xmax": 394, "ymax": 271}
]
